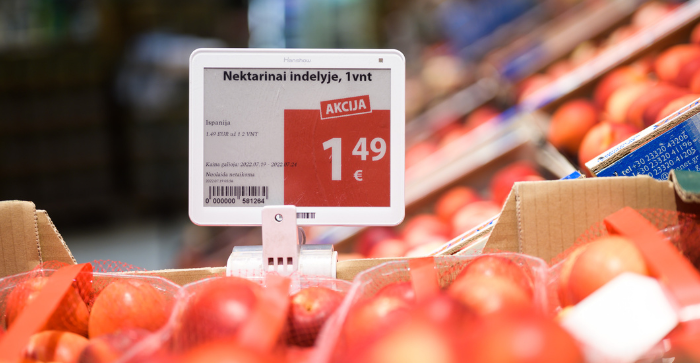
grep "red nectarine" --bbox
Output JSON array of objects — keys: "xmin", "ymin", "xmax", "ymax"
[
  {"xmin": 89, "ymin": 280, "xmax": 170, "ymax": 339},
  {"xmin": 434, "ymin": 186, "xmax": 481, "ymax": 223},
  {"xmin": 448, "ymin": 275, "xmax": 531, "ymax": 316},
  {"xmin": 401, "ymin": 214, "xmax": 451, "ymax": 248},
  {"xmin": 657, "ymin": 94, "xmax": 700, "ymax": 122},
  {"xmin": 287, "ymin": 287, "xmax": 344, "ymax": 347},
  {"xmin": 7, "ymin": 276, "xmax": 89, "ymax": 337},
  {"xmin": 468, "ymin": 311, "xmax": 584, "ymax": 363},
  {"xmin": 177, "ymin": 277, "xmax": 261, "ymax": 350},
  {"xmin": 459, "ymin": 255, "xmax": 534, "ymax": 298},
  {"xmin": 24, "ymin": 330, "xmax": 89, "ymax": 363},
  {"xmin": 578, "ymin": 122, "xmax": 640, "ymax": 168},
  {"xmin": 593, "ymin": 66, "xmax": 647, "ymax": 108},
  {"xmin": 548, "ymin": 99, "xmax": 599, "ymax": 154},
  {"xmin": 565, "ymin": 236, "xmax": 648, "ymax": 304},
  {"xmin": 655, "ymin": 44, "xmax": 700, "ymax": 83}
]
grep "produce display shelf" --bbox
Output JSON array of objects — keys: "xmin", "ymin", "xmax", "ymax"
[{"xmin": 521, "ymin": 0, "xmax": 700, "ymax": 113}]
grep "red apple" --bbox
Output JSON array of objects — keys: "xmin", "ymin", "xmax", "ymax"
[
  {"xmin": 287, "ymin": 287, "xmax": 344, "ymax": 347},
  {"xmin": 565, "ymin": 236, "xmax": 648, "ymax": 305},
  {"xmin": 448, "ymin": 275, "xmax": 531, "ymax": 316},
  {"xmin": 401, "ymin": 214, "xmax": 451, "ymax": 248},
  {"xmin": 78, "ymin": 328, "xmax": 150, "ymax": 363},
  {"xmin": 356, "ymin": 227, "xmax": 397, "ymax": 257},
  {"xmin": 24, "ymin": 330, "xmax": 89, "ymax": 363},
  {"xmin": 548, "ymin": 99, "xmax": 599, "ymax": 154},
  {"xmin": 657, "ymin": 94, "xmax": 700, "ymax": 122},
  {"xmin": 89, "ymin": 279, "xmax": 170, "ymax": 339},
  {"xmin": 180, "ymin": 340, "xmax": 279, "ymax": 363},
  {"xmin": 6, "ymin": 276, "xmax": 89, "ymax": 336},
  {"xmin": 467, "ymin": 311, "xmax": 584, "ymax": 363},
  {"xmin": 655, "ymin": 44, "xmax": 700, "ymax": 83},
  {"xmin": 594, "ymin": 66, "xmax": 647, "ymax": 108},
  {"xmin": 451, "ymin": 201, "xmax": 501, "ymax": 236},
  {"xmin": 489, "ymin": 162, "xmax": 542, "ymax": 206},
  {"xmin": 578, "ymin": 122, "xmax": 640, "ymax": 168},
  {"xmin": 367, "ymin": 238, "xmax": 408, "ymax": 258},
  {"xmin": 435, "ymin": 186, "xmax": 481, "ymax": 223},
  {"xmin": 176, "ymin": 277, "xmax": 262, "ymax": 350},
  {"xmin": 459, "ymin": 255, "xmax": 534, "ymax": 298}
]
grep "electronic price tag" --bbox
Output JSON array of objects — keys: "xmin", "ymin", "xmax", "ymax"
[
  {"xmin": 189, "ymin": 49, "xmax": 405, "ymax": 277},
  {"xmin": 189, "ymin": 49, "xmax": 405, "ymax": 226}
]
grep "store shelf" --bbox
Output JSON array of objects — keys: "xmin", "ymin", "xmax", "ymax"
[
  {"xmin": 520, "ymin": 0, "xmax": 700, "ymax": 112},
  {"xmin": 486, "ymin": 0, "xmax": 648, "ymax": 82}
]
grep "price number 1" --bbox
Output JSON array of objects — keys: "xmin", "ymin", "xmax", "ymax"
[{"xmin": 323, "ymin": 137, "xmax": 386, "ymax": 180}]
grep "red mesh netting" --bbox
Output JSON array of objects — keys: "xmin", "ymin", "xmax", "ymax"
[
  {"xmin": 313, "ymin": 253, "xmax": 549, "ymax": 363},
  {"xmin": 122, "ymin": 273, "xmax": 352, "ymax": 363},
  {"xmin": 0, "ymin": 260, "xmax": 180, "ymax": 363},
  {"xmin": 547, "ymin": 208, "xmax": 700, "ymax": 313}
]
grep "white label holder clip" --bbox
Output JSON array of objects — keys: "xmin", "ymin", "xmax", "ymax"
[{"xmin": 226, "ymin": 206, "xmax": 338, "ymax": 278}]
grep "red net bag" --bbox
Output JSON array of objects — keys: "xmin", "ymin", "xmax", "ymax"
[
  {"xmin": 548, "ymin": 208, "xmax": 700, "ymax": 314},
  {"xmin": 0, "ymin": 260, "xmax": 180, "ymax": 363},
  {"xmin": 122, "ymin": 272, "xmax": 352, "ymax": 363},
  {"xmin": 313, "ymin": 253, "xmax": 550, "ymax": 363}
]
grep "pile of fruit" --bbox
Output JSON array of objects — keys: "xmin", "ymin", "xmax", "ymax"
[
  {"xmin": 0, "ymin": 270, "xmax": 350, "ymax": 363},
  {"xmin": 2, "ymin": 273, "xmax": 178, "ymax": 363},
  {"xmin": 356, "ymin": 161, "xmax": 544, "ymax": 258},
  {"xmin": 328, "ymin": 254, "xmax": 586, "ymax": 363},
  {"xmin": 545, "ymin": 18, "xmax": 700, "ymax": 169},
  {"xmin": 518, "ymin": 1, "xmax": 678, "ymax": 102}
]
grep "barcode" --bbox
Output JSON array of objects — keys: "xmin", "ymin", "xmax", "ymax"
[
  {"xmin": 297, "ymin": 212, "xmax": 316, "ymax": 219},
  {"xmin": 208, "ymin": 186, "xmax": 268, "ymax": 199}
]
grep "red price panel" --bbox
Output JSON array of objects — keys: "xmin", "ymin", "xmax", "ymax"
[{"xmin": 284, "ymin": 99, "xmax": 390, "ymax": 207}]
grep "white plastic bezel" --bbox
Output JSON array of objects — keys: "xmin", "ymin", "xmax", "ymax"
[{"xmin": 189, "ymin": 48, "xmax": 405, "ymax": 226}]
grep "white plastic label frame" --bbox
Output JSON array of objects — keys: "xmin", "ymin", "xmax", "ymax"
[{"xmin": 189, "ymin": 48, "xmax": 405, "ymax": 226}]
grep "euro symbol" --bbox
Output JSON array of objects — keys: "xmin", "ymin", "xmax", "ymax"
[{"xmin": 354, "ymin": 170, "xmax": 363, "ymax": 181}]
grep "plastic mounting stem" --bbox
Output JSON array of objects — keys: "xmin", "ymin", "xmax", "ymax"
[{"xmin": 262, "ymin": 205, "xmax": 300, "ymax": 275}]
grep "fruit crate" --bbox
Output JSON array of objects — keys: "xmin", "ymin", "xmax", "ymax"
[{"xmin": 313, "ymin": 253, "xmax": 549, "ymax": 363}]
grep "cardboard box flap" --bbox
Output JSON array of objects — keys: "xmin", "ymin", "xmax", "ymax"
[
  {"xmin": 670, "ymin": 169, "xmax": 700, "ymax": 204},
  {"xmin": 0, "ymin": 201, "xmax": 41, "ymax": 277},
  {"xmin": 482, "ymin": 188, "xmax": 519, "ymax": 254},
  {"xmin": 36, "ymin": 210, "xmax": 76, "ymax": 265},
  {"xmin": 485, "ymin": 176, "xmax": 677, "ymax": 262}
]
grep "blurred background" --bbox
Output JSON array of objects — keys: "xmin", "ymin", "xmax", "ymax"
[{"xmin": 1, "ymin": 0, "xmax": 692, "ymax": 269}]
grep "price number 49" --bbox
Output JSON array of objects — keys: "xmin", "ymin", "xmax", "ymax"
[{"xmin": 323, "ymin": 137, "xmax": 386, "ymax": 180}]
